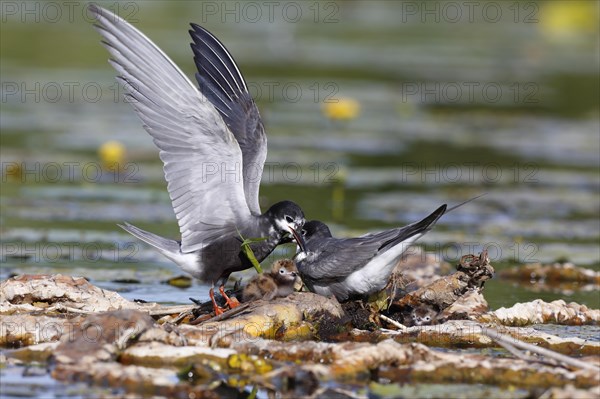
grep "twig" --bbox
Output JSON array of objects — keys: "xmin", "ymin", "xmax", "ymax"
[
  {"xmin": 490, "ymin": 335, "xmax": 573, "ymax": 370},
  {"xmin": 494, "ymin": 339, "xmax": 531, "ymax": 360},
  {"xmin": 193, "ymin": 303, "xmax": 252, "ymax": 326},
  {"xmin": 171, "ymin": 310, "xmax": 194, "ymax": 324},
  {"xmin": 48, "ymin": 305, "xmax": 91, "ymax": 314},
  {"xmin": 380, "ymin": 314, "xmax": 408, "ymax": 331},
  {"xmin": 115, "ymin": 326, "xmax": 138, "ymax": 350},
  {"xmin": 481, "ymin": 327, "xmax": 596, "ymax": 371},
  {"xmin": 147, "ymin": 304, "xmax": 196, "ymax": 317}
]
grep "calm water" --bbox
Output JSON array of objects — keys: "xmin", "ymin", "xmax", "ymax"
[
  {"xmin": 2, "ymin": 0, "xmax": 599, "ymax": 306},
  {"xmin": 1, "ymin": 1, "xmax": 599, "ymax": 396}
]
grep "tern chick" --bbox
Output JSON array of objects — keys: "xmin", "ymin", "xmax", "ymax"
[
  {"xmin": 242, "ymin": 259, "xmax": 300, "ymax": 302},
  {"xmin": 410, "ymin": 305, "xmax": 438, "ymax": 326}
]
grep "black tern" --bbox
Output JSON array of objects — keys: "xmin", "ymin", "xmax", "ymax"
[
  {"xmin": 293, "ymin": 204, "xmax": 447, "ymax": 301},
  {"xmin": 242, "ymin": 259, "xmax": 299, "ymax": 302},
  {"xmin": 89, "ymin": 6, "xmax": 305, "ymax": 313}
]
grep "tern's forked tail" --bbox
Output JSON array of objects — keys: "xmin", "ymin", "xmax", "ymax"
[{"xmin": 118, "ymin": 222, "xmax": 180, "ymax": 256}]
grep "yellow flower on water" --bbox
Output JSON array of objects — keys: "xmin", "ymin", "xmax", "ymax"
[
  {"xmin": 322, "ymin": 98, "xmax": 360, "ymax": 121},
  {"xmin": 540, "ymin": 1, "xmax": 599, "ymax": 38},
  {"xmin": 98, "ymin": 140, "xmax": 125, "ymax": 172},
  {"xmin": 3, "ymin": 162, "xmax": 22, "ymax": 181}
]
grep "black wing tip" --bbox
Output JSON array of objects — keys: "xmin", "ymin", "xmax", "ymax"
[
  {"xmin": 420, "ymin": 195, "xmax": 481, "ymax": 232},
  {"xmin": 189, "ymin": 23, "xmax": 213, "ymax": 42},
  {"xmin": 190, "ymin": 22, "xmax": 209, "ymax": 34},
  {"xmin": 190, "ymin": 22, "xmax": 203, "ymax": 31},
  {"xmin": 189, "ymin": 27, "xmax": 200, "ymax": 41},
  {"xmin": 420, "ymin": 204, "xmax": 447, "ymax": 230}
]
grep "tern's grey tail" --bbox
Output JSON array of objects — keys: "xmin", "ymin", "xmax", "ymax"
[{"xmin": 118, "ymin": 222, "xmax": 180, "ymax": 256}]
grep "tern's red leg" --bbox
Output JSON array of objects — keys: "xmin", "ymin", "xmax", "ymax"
[
  {"xmin": 209, "ymin": 287, "xmax": 225, "ymax": 316},
  {"xmin": 219, "ymin": 285, "xmax": 240, "ymax": 309}
]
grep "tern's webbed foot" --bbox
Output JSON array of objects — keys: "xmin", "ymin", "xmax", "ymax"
[
  {"xmin": 209, "ymin": 287, "xmax": 227, "ymax": 316},
  {"xmin": 219, "ymin": 285, "xmax": 240, "ymax": 309}
]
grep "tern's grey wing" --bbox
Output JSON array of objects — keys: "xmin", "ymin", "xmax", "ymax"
[
  {"xmin": 376, "ymin": 204, "xmax": 446, "ymax": 252},
  {"xmin": 90, "ymin": 5, "xmax": 251, "ymax": 252},
  {"xmin": 303, "ymin": 204, "xmax": 447, "ymax": 281},
  {"xmin": 189, "ymin": 24, "xmax": 267, "ymax": 215},
  {"xmin": 301, "ymin": 237, "xmax": 385, "ymax": 282}
]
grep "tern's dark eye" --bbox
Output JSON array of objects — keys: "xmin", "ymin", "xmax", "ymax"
[
  {"xmin": 285, "ymin": 215, "xmax": 293, "ymax": 223},
  {"xmin": 301, "ymin": 229, "xmax": 307, "ymax": 236}
]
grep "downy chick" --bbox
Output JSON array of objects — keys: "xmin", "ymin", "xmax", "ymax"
[
  {"xmin": 242, "ymin": 259, "xmax": 299, "ymax": 302},
  {"xmin": 410, "ymin": 305, "xmax": 438, "ymax": 326}
]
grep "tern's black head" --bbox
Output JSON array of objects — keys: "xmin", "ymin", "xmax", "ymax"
[
  {"xmin": 266, "ymin": 200, "xmax": 305, "ymax": 233},
  {"xmin": 303, "ymin": 220, "xmax": 332, "ymax": 241},
  {"xmin": 283, "ymin": 220, "xmax": 332, "ymax": 253}
]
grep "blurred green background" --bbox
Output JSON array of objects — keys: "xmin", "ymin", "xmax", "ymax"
[{"xmin": 1, "ymin": 1, "xmax": 599, "ymax": 310}]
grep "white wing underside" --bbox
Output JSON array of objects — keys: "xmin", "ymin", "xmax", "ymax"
[{"xmin": 90, "ymin": 6, "xmax": 251, "ymax": 252}]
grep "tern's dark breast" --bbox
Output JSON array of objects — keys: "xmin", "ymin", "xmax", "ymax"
[{"xmin": 198, "ymin": 230, "xmax": 280, "ymax": 283}]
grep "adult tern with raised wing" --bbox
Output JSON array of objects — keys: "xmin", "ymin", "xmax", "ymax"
[{"xmin": 89, "ymin": 5, "xmax": 305, "ymax": 314}]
